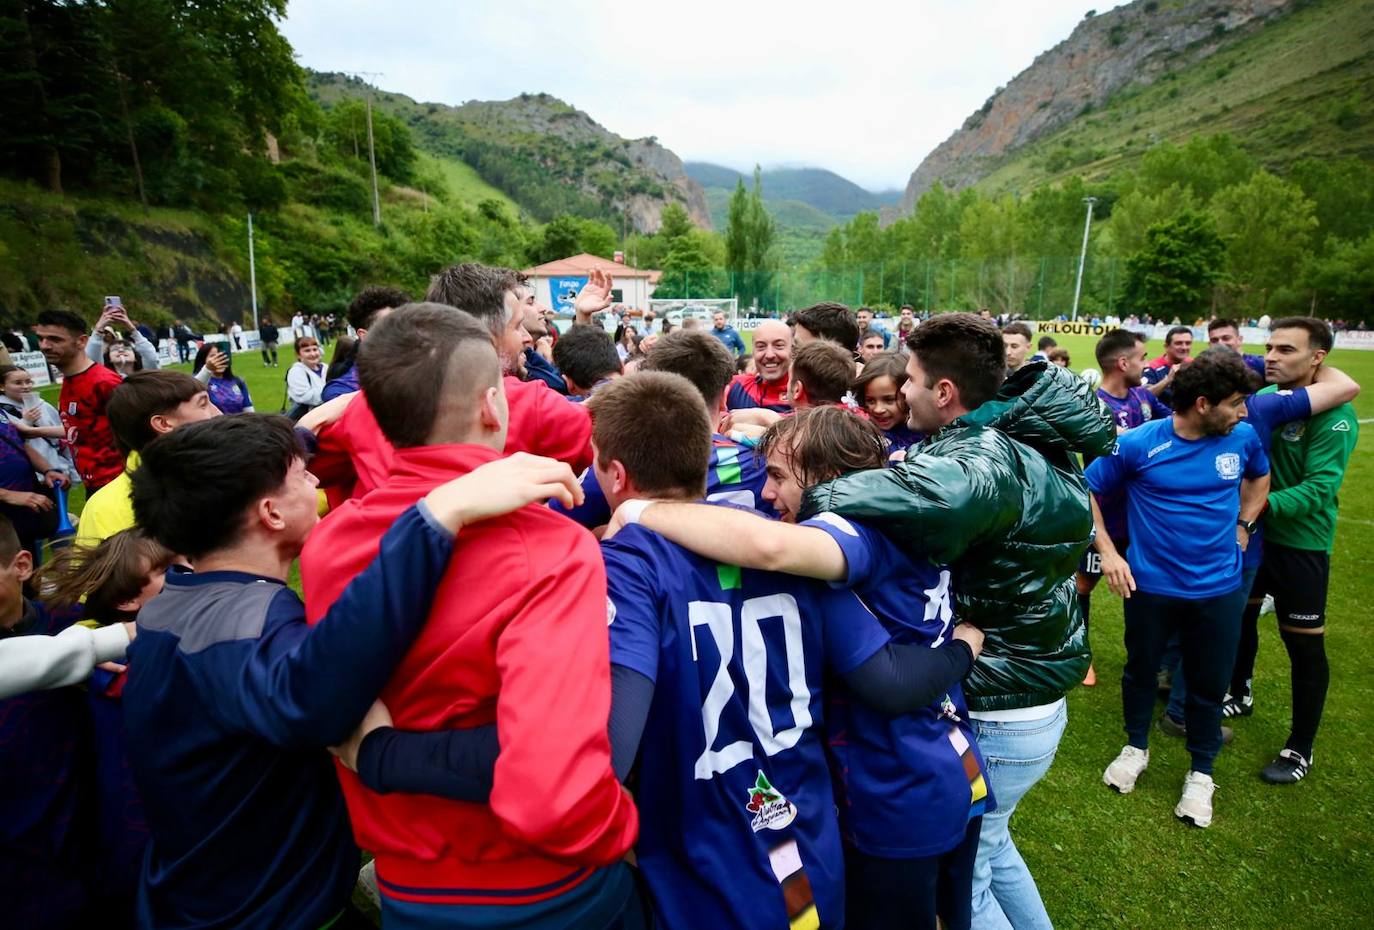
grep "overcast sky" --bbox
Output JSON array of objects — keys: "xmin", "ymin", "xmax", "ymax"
[{"xmin": 280, "ymin": 0, "xmax": 1107, "ymax": 192}]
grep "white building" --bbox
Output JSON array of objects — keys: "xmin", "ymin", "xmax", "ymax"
[{"xmin": 523, "ymin": 253, "xmax": 661, "ymax": 315}]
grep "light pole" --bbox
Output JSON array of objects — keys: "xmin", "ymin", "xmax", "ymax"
[
  {"xmin": 247, "ymin": 212, "xmax": 259, "ymax": 333},
  {"xmin": 1071, "ymin": 196, "xmax": 1097, "ymax": 322}
]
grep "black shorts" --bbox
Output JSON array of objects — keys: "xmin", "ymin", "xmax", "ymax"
[
  {"xmin": 1080, "ymin": 537, "xmax": 1129, "ymax": 579},
  {"xmin": 1252, "ymin": 541, "xmax": 1330, "ymax": 629}
]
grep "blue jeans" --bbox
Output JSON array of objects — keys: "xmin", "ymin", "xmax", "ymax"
[
  {"xmin": 1164, "ymin": 567, "xmax": 1258, "ymax": 723},
  {"xmin": 970, "ymin": 702, "xmax": 1068, "ymax": 930}
]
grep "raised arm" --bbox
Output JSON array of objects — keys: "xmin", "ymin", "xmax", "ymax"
[
  {"xmin": 1305, "ymin": 365, "xmax": 1361, "ymax": 415},
  {"xmin": 605, "ymin": 500, "xmax": 847, "ymax": 581}
]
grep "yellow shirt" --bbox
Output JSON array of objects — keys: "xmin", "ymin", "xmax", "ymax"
[{"xmin": 75, "ymin": 452, "xmax": 138, "ymax": 546}]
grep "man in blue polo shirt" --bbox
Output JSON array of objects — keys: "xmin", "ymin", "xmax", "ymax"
[
  {"xmin": 1087, "ymin": 351, "xmax": 1269, "ymax": 829},
  {"xmin": 709, "ymin": 311, "xmax": 746, "ymax": 358}
]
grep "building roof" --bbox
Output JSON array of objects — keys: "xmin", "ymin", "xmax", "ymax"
[{"xmin": 524, "ymin": 253, "xmax": 660, "ymax": 280}]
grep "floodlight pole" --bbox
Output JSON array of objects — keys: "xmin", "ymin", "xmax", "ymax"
[
  {"xmin": 1071, "ymin": 196, "xmax": 1097, "ymax": 322},
  {"xmin": 247, "ymin": 211, "xmax": 259, "ymax": 333},
  {"xmin": 366, "ymin": 97, "xmax": 381, "ymax": 227}
]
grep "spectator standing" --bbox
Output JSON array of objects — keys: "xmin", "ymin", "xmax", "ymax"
[
  {"xmin": 171, "ymin": 320, "xmax": 195, "ymax": 364},
  {"xmin": 709, "ymin": 311, "xmax": 745, "ymax": 358},
  {"xmin": 228, "ymin": 321, "xmax": 243, "ymax": 352},
  {"xmin": 259, "ymin": 318, "xmax": 280, "ymax": 367},
  {"xmin": 87, "ymin": 304, "xmax": 161, "ymax": 375},
  {"xmin": 193, "ymin": 344, "xmax": 253, "ymax": 415},
  {"xmin": 0, "ymin": 365, "xmax": 77, "ymax": 482},
  {"xmin": 35, "ymin": 309, "xmax": 126, "ymax": 493}
]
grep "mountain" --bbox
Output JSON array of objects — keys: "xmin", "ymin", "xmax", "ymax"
[
  {"xmin": 900, "ymin": 0, "xmax": 1374, "ymax": 208},
  {"xmin": 685, "ymin": 163, "xmax": 902, "ymax": 220},
  {"xmin": 308, "ymin": 73, "xmax": 711, "ymax": 234}
]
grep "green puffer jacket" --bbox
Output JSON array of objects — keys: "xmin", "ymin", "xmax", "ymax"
[{"xmin": 800, "ymin": 362, "xmax": 1116, "ymax": 713}]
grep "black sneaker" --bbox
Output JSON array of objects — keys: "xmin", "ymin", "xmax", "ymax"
[
  {"xmin": 1156, "ymin": 715, "xmax": 1234, "ymax": 744},
  {"xmin": 1260, "ymin": 749, "xmax": 1311, "ymax": 784},
  {"xmin": 1221, "ymin": 693, "xmax": 1253, "ymax": 718}
]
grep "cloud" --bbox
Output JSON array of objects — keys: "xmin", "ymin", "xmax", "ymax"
[{"xmin": 280, "ymin": 0, "xmax": 1102, "ymax": 190}]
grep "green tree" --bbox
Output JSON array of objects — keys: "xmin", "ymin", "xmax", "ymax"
[
  {"xmin": 1211, "ymin": 170, "xmax": 1317, "ymax": 313},
  {"xmin": 1123, "ymin": 211, "xmax": 1226, "ymax": 319},
  {"xmin": 657, "ymin": 202, "xmax": 694, "ymax": 241},
  {"xmin": 1105, "ymin": 183, "xmax": 1198, "ymax": 257},
  {"xmin": 1297, "ymin": 232, "xmax": 1374, "ymax": 321},
  {"xmin": 1134, "ymin": 134, "xmax": 1256, "ymax": 202},
  {"xmin": 725, "ymin": 166, "xmax": 775, "ymax": 309},
  {"xmin": 322, "ymin": 99, "xmax": 417, "ymax": 184},
  {"xmin": 1289, "ymin": 157, "xmax": 1374, "ymax": 249}
]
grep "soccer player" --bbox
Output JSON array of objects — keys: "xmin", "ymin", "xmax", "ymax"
[
  {"xmin": 858, "ymin": 330, "xmax": 887, "ymax": 362},
  {"xmin": 321, "ymin": 285, "xmax": 411, "ymax": 401},
  {"xmin": 554, "ymin": 329, "xmax": 776, "ymax": 528},
  {"xmin": 1076, "ymin": 330, "xmax": 1173, "ymax": 685},
  {"xmin": 1141, "ymin": 325, "xmax": 1193, "ymax": 403},
  {"xmin": 1001, "ymin": 322, "xmax": 1034, "ymax": 376},
  {"xmin": 34, "ymin": 308, "xmax": 126, "ymax": 493},
  {"xmin": 796, "ymin": 314, "xmax": 1115, "ymax": 930},
  {"xmin": 124, "ymin": 412, "xmax": 562, "ymax": 930},
  {"xmin": 301, "ymin": 305, "xmax": 639, "ymax": 928},
  {"xmin": 1228, "ymin": 317, "xmax": 1359, "ymax": 784},
  {"xmin": 788, "ymin": 340, "xmax": 858, "ymax": 410},
  {"xmin": 553, "ymin": 323, "xmax": 623, "ymax": 398},
  {"xmin": 1207, "ymin": 317, "xmax": 1266, "ymax": 379},
  {"xmin": 1031, "ymin": 335, "xmax": 1057, "ymax": 364},
  {"xmin": 1089, "ymin": 351, "xmax": 1270, "ymax": 827},
  {"xmin": 792, "ymin": 302, "xmax": 861, "ymax": 350},
  {"xmin": 603, "ymin": 404, "xmax": 991, "ymax": 930},
  {"xmin": 726, "ymin": 318, "xmax": 792, "ymax": 412}
]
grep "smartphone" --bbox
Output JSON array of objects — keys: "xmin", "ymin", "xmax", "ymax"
[{"xmin": 105, "ymin": 296, "xmax": 122, "ymax": 308}]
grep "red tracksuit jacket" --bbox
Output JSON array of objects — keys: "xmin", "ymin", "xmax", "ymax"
[
  {"xmin": 312, "ymin": 377, "xmax": 593, "ymax": 508},
  {"xmin": 300, "ymin": 443, "xmax": 637, "ymax": 907}
]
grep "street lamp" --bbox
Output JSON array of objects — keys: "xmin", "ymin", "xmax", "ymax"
[{"xmin": 1071, "ymin": 196, "xmax": 1098, "ymax": 322}]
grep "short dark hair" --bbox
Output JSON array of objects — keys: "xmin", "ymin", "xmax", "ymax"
[
  {"xmin": 1095, "ymin": 328, "xmax": 1140, "ymax": 367},
  {"xmin": 1037, "ymin": 335, "xmax": 1058, "ymax": 351},
  {"xmin": 425, "ymin": 263, "xmax": 520, "ymax": 338},
  {"xmin": 35, "ymin": 309, "xmax": 88, "ymax": 334},
  {"xmin": 791, "ymin": 302, "xmax": 860, "ymax": 350},
  {"xmin": 1047, "ymin": 347, "xmax": 1071, "ymax": 365},
  {"xmin": 905, "ymin": 313, "xmax": 1005, "ymax": 410},
  {"xmin": 860, "ymin": 331, "xmax": 886, "ymax": 347},
  {"xmin": 1207, "ymin": 317, "xmax": 1240, "ymax": 335},
  {"xmin": 642, "ymin": 330, "xmax": 736, "ymax": 409},
  {"xmin": 0, "ymin": 514, "xmax": 19, "ymax": 563},
  {"xmin": 131, "ymin": 415, "xmax": 303, "ymax": 559},
  {"xmin": 358, "ymin": 303, "xmax": 501, "ymax": 448},
  {"xmin": 1270, "ymin": 316, "xmax": 1333, "ymax": 353},
  {"xmin": 553, "ymin": 325, "xmax": 622, "ymax": 392},
  {"xmin": 1170, "ymin": 349, "xmax": 1254, "ymax": 413},
  {"xmin": 1165, "ymin": 325, "xmax": 1193, "ymax": 347},
  {"xmin": 791, "ymin": 340, "xmax": 856, "ymax": 406},
  {"xmin": 587, "ymin": 372, "xmax": 710, "ymax": 498},
  {"xmin": 757, "ymin": 406, "xmax": 887, "ymax": 489},
  {"xmin": 1002, "ymin": 322, "xmax": 1033, "ymax": 342},
  {"xmin": 348, "ymin": 285, "xmax": 411, "ymax": 333},
  {"xmin": 107, "ymin": 371, "xmax": 206, "ymax": 453}
]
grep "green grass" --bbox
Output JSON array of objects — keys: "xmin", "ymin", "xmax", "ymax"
[
  {"xmin": 978, "ymin": 0, "xmax": 1374, "ymax": 194},
  {"xmin": 416, "ymin": 151, "xmax": 519, "ymax": 212},
  {"xmin": 55, "ymin": 334, "xmax": 1374, "ymax": 927}
]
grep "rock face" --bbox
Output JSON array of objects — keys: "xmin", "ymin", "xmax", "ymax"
[{"xmin": 899, "ymin": 0, "xmax": 1293, "ymax": 210}]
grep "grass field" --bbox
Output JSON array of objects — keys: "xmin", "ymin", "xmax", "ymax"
[{"xmin": 49, "ymin": 332, "xmax": 1374, "ymax": 928}]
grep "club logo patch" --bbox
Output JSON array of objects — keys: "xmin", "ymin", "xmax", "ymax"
[
  {"xmin": 1281, "ymin": 422, "xmax": 1306, "ymax": 442},
  {"xmin": 1215, "ymin": 452, "xmax": 1241, "ymax": 480},
  {"xmin": 606, "ymin": 597, "xmax": 617, "ymax": 626},
  {"xmin": 745, "ymin": 771, "xmax": 797, "ymax": 833}
]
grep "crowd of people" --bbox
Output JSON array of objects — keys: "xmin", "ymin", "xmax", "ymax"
[{"xmin": 0, "ymin": 262, "xmax": 1359, "ymax": 930}]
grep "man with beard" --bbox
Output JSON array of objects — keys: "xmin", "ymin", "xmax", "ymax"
[{"xmin": 1090, "ymin": 352, "xmax": 1269, "ymax": 828}]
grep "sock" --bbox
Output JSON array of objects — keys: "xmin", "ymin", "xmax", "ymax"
[
  {"xmin": 1230, "ymin": 601, "xmax": 1261, "ymax": 699},
  {"xmin": 1280, "ymin": 629, "xmax": 1328, "ymax": 760}
]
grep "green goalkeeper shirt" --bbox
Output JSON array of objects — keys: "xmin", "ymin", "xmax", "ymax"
[{"xmin": 1259, "ymin": 385, "xmax": 1359, "ymax": 553}]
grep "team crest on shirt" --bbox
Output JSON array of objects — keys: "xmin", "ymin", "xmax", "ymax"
[
  {"xmin": 605, "ymin": 597, "xmax": 617, "ymax": 627},
  {"xmin": 1281, "ymin": 422, "xmax": 1306, "ymax": 442},
  {"xmin": 745, "ymin": 771, "xmax": 797, "ymax": 832},
  {"xmin": 1139, "ymin": 401, "xmax": 1153, "ymax": 421},
  {"xmin": 1215, "ymin": 452, "xmax": 1241, "ymax": 480}
]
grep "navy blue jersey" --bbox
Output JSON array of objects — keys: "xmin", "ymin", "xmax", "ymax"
[
  {"xmin": 802, "ymin": 512, "xmax": 990, "ymax": 858},
  {"xmin": 1086, "ymin": 418, "xmax": 1268, "ymax": 598},
  {"xmin": 603, "ymin": 515, "xmax": 890, "ymax": 930},
  {"xmin": 882, "ymin": 424, "xmax": 925, "ymax": 461},
  {"xmin": 553, "ymin": 435, "xmax": 776, "ymax": 528},
  {"xmin": 1239, "ymin": 387, "xmax": 1310, "ymax": 569}
]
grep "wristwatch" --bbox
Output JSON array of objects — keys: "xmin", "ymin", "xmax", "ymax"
[{"xmin": 1237, "ymin": 518, "xmax": 1259, "ymax": 535}]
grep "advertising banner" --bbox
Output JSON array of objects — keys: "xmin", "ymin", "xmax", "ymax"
[
  {"xmin": 550, "ymin": 276, "xmax": 588, "ymax": 315},
  {"xmin": 12, "ymin": 350, "xmax": 51, "ymax": 387}
]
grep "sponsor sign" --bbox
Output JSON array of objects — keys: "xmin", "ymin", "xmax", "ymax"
[{"xmin": 12, "ymin": 350, "xmax": 51, "ymax": 387}]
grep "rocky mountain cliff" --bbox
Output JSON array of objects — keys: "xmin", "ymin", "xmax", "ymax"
[
  {"xmin": 900, "ymin": 0, "xmax": 1294, "ymax": 209},
  {"xmin": 310, "ymin": 74, "xmax": 711, "ymax": 233}
]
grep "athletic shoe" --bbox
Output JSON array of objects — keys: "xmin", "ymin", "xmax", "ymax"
[
  {"xmin": 1221, "ymin": 693, "xmax": 1254, "ymax": 718},
  {"xmin": 1260, "ymin": 593, "xmax": 1276, "ymax": 616},
  {"xmin": 1260, "ymin": 749, "xmax": 1311, "ymax": 785},
  {"xmin": 1156, "ymin": 714, "xmax": 1235, "ymax": 744},
  {"xmin": 1103, "ymin": 745, "xmax": 1149, "ymax": 794},
  {"xmin": 1174, "ymin": 771, "xmax": 1216, "ymax": 828},
  {"xmin": 1082, "ymin": 664, "xmax": 1097, "ymax": 687}
]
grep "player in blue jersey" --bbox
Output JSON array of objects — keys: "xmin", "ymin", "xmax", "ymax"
[
  {"xmin": 1087, "ymin": 352, "xmax": 1270, "ymax": 828},
  {"xmin": 604, "ymin": 404, "xmax": 991, "ymax": 930},
  {"xmin": 552, "ymin": 330, "xmax": 776, "ymax": 527},
  {"xmin": 1206, "ymin": 318, "xmax": 1266, "ymax": 381}
]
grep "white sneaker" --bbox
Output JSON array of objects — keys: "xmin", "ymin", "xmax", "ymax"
[
  {"xmin": 1103, "ymin": 745, "xmax": 1150, "ymax": 793},
  {"xmin": 1175, "ymin": 771, "xmax": 1216, "ymax": 828}
]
